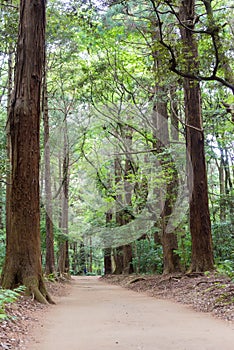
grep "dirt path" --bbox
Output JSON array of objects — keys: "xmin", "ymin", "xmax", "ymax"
[{"xmin": 28, "ymin": 276, "xmax": 234, "ymax": 350}]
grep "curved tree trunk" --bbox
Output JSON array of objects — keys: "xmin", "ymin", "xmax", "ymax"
[{"xmin": 1, "ymin": 0, "xmax": 53, "ymax": 303}]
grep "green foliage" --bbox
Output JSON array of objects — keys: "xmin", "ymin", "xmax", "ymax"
[
  {"xmin": 215, "ymin": 260, "xmax": 234, "ymax": 280},
  {"xmin": 132, "ymin": 240, "xmax": 163, "ymax": 274},
  {"xmin": 0, "ymin": 286, "xmax": 26, "ymax": 320},
  {"xmin": 212, "ymin": 222, "xmax": 234, "ymax": 263},
  {"xmin": 175, "ymin": 229, "xmax": 192, "ymax": 271}
]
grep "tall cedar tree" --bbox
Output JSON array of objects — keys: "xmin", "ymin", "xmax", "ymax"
[
  {"xmin": 43, "ymin": 72, "xmax": 55, "ymax": 275},
  {"xmin": 179, "ymin": 0, "xmax": 214, "ymax": 271},
  {"xmin": 1, "ymin": 0, "xmax": 53, "ymax": 303}
]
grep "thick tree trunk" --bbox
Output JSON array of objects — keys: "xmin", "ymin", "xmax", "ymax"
[
  {"xmin": 5, "ymin": 50, "xmax": 14, "ymax": 247},
  {"xmin": 104, "ymin": 248, "xmax": 112, "ymax": 274},
  {"xmin": 180, "ymin": 0, "xmax": 214, "ymax": 272},
  {"xmin": 43, "ymin": 70, "xmax": 55, "ymax": 276},
  {"xmin": 1, "ymin": 0, "xmax": 53, "ymax": 303},
  {"xmin": 113, "ymin": 246, "xmax": 124, "ymax": 275}
]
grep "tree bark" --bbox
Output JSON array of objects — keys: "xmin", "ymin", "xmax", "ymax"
[
  {"xmin": 150, "ymin": 23, "xmax": 181, "ymax": 273},
  {"xmin": 1, "ymin": 0, "xmax": 53, "ymax": 303},
  {"xmin": 58, "ymin": 118, "xmax": 70, "ymax": 277},
  {"xmin": 179, "ymin": 0, "xmax": 214, "ymax": 272},
  {"xmin": 152, "ymin": 88, "xmax": 181, "ymax": 274},
  {"xmin": 43, "ymin": 67, "xmax": 55, "ymax": 276},
  {"xmin": 5, "ymin": 49, "xmax": 14, "ymax": 248},
  {"xmin": 104, "ymin": 210, "xmax": 112, "ymax": 274}
]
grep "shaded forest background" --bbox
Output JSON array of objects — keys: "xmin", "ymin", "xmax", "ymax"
[{"xmin": 0, "ymin": 0, "xmax": 233, "ymax": 289}]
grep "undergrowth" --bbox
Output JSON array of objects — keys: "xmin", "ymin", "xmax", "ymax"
[{"xmin": 0, "ymin": 285, "xmax": 26, "ymax": 320}]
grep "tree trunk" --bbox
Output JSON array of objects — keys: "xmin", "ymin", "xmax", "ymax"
[
  {"xmin": 149, "ymin": 21, "xmax": 181, "ymax": 273},
  {"xmin": 179, "ymin": 0, "xmax": 214, "ymax": 272},
  {"xmin": 89, "ymin": 237, "xmax": 93, "ymax": 273},
  {"xmin": 58, "ymin": 119, "xmax": 70, "ymax": 277},
  {"xmin": 113, "ymin": 246, "xmax": 124, "ymax": 275},
  {"xmin": 104, "ymin": 210, "xmax": 112, "ymax": 274},
  {"xmin": 122, "ymin": 129, "xmax": 134, "ymax": 274},
  {"xmin": 218, "ymin": 147, "xmax": 226, "ymax": 222},
  {"xmin": 152, "ymin": 89, "xmax": 181, "ymax": 274},
  {"xmin": 79, "ymin": 241, "xmax": 86, "ymax": 274},
  {"xmin": 5, "ymin": 49, "xmax": 14, "ymax": 248},
  {"xmin": 43, "ymin": 67, "xmax": 55, "ymax": 276},
  {"xmin": 170, "ymin": 85, "xmax": 179, "ymax": 141},
  {"xmin": 113, "ymin": 135, "xmax": 134, "ymax": 275},
  {"xmin": 71, "ymin": 242, "xmax": 78, "ymax": 275},
  {"xmin": 104, "ymin": 248, "xmax": 112, "ymax": 274},
  {"xmin": 1, "ymin": 0, "xmax": 53, "ymax": 303}
]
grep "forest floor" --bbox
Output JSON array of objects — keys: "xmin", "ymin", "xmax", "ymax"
[
  {"xmin": 0, "ymin": 280, "xmax": 70, "ymax": 350},
  {"xmin": 0, "ymin": 273, "xmax": 234, "ymax": 349}
]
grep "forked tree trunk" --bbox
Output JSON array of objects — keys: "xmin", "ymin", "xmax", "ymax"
[
  {"xmin": 1, "ymin": 0, "xmax": 53, "ymax": 303},
  {"xmin": 179, "ymin": 0, "xmax": 214, "ymax": 272}
]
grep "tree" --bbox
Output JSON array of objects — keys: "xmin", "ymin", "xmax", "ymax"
[
  {"xmin": 42, "ymin": 68, "xmax": 55, "ymax": 276},
  {"xmin": 179, "ymin": 0, "xmax": 214, "ymax": 271},
  {"xmin": 58, "ymin": 118, "xmax": 70, "ymax": 277},
  {"xmin": 1, "ymin": 0, "xmax": 53, "ymax": 303}
]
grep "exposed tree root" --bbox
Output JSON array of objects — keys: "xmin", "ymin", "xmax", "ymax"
[
  {"xmin": 24, "ymin": 276, "xmax": 55, "ymax": 304},
  {"xmin": 1, "ymin": 268, "xmax": 55, "ymax": 304},
  {"xmin": 127, "ymin": 277, "xmax": 146, "ymax": 285}
]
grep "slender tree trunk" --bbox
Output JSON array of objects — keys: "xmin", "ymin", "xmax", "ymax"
[
  {"xmin": 170, "ymin": 85, "xmax": 179, "ymax": 141},
  {"xmin": 113, "ymin": 157, "xmax": 124, "ymax": 274},
  {"xmin": 89, "ymin": 237, "xmax": 93, "ymax": 273},
  {"xmin": 149, "ymin": 21, "xmax": 181, "ymax": 273},
  {"xmin": 218, "ymin": 148, "xmax": 226, "ymax": 222},
  {"xmin": 43, "ymin": 68, "xmax": 55, "ymax": 276},
  {"xmin": 122, "ymin": 127, "xmax": 134, "ymax": 274},
  {"xmin": 152, "ymin": 88, "xmax": 181, "ymax": 274},
  {"xmin": 104, "ymin": 210, "xmax": 112, "ymax": 274},
  {"xmin": 0, "ymin": 181, "xmax": 4, "ymax": 231},
  {"xmin": 1, "ymin": 0, "xmax": 53, "ymax": 303},
  {"xmin": 79, "ymin": 241, "xmax": 86, "ymax": 274},
  {"xmin": 179, "ymin": 0, "xmax": 214, "ymax": 272},
  {"xmin": 58, "ymin": 119, "xmax": 70, "ymax": 277}
]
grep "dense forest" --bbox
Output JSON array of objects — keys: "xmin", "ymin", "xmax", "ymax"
[{"xmin": 0, "ymin": 0, "xmax": 233, "ymax": 302}]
